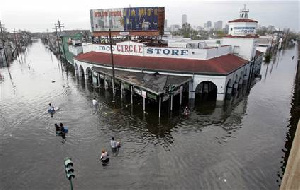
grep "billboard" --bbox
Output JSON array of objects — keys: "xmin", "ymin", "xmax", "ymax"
[
  {"xmin": 123, "ymin": 7, "xmax": 158, "ymax": 31},
  {"xmin": 90, "ymin": 9, "xmax": 124, "ymax": 31},
  {"xmin": 90, "ymin": 7, "xmax": 165, "ymax": 35}
]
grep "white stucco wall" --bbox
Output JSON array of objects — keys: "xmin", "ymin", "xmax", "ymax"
[
  {"xmin": 69, "ymin": 45, "xmax": 83, "ymax": 56},
  {"xmin": 74, "ymin": 59, "xmax": 95, "ymax": 79},
  {"xmin": 222, "ymin": 38, "xmax": 257, "ymax": 61},
  {"xmin": 224, "ymin": 63, "xmax": 249, "ymax": 87},
  {"xmin": 186, "ymin": 74, "xmax": 229, "ymax": 101}
]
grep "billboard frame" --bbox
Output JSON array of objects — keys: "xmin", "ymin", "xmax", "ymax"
[{"xmin": 90, "ymin": 7, "xmax": 165, "ymax": 37}]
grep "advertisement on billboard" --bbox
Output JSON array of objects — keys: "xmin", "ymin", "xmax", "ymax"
[
  {"xmin": 123, "ymin": 7, "xmax": 158, "ymax": 31},
  {"xmin": 90, "ymin": 8, "xmax": 124, "ymax": 32},
  {"xmin": 90, "ymin": 7, "xmax": 164, "ymax": 33}
]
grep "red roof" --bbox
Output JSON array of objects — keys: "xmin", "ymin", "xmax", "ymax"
[
  {"xmin": 229, "ymin": 18, "xmax": 258, "ymax": 23},
  {"xmin": 75, "ymin": 52, "xmax": 248, "ymax": 75}
]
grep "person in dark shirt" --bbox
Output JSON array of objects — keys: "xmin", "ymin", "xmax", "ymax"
[
  {"xmin": 54, "ymin": 123, "xmax": 61, "ymax": 135},
  {"xmin": 60, "ymin": 123, "xmax": 66, "ymax": 140}
]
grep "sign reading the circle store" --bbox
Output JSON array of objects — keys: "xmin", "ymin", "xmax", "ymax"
[{"xmin": 94, "ymin": 41, "xmax": 190, "ymax": 57}]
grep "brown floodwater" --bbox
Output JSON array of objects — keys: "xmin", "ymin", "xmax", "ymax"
[{"xmin": 0, "ymin": 40, "xmax": 298, "ymax": 189}]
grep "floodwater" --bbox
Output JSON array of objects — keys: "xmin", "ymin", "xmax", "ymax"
[{"xmin": 0, "ymin": 40, "xmax": 298, "ymax": 190}]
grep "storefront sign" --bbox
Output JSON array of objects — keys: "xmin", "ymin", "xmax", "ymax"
[
  {"xmin": 92, "ymin": 42, "xmax": 191, "ymax": 58},
  {"xmin": 94, "ymin": 41, "xmax": 143, "ymax": 55},
  {"xmin": 96, "ymin": 45, "xmax": 115, "ymax": 52},
  {"xmin": 146, "ymin": 48, "xmax": 189, "ymax": 56},
  {"xmin": 116, "ymin": 44, "xmax": 143, "ymax": 53}
]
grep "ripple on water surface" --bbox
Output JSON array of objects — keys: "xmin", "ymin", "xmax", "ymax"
[{"xmin": 0, "ymin": 41, "xmax": 298, "ymax": 189}]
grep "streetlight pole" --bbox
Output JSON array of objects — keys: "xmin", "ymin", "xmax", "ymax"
[
  {"xmin": 64, "ymin": 157, "xmax": 75, "ymax": 190},
  {"xmin": 69, "ymin": 178, "xmax": 73, "ymax": 190},
  {"xmin": 109, "ymin": 28, "xmax": 115, "ymax": 102}
]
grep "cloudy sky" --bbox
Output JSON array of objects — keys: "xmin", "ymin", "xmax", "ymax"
[{"xmin": 0, "ymin": 0, "xmax": 299, "ymax": 32}]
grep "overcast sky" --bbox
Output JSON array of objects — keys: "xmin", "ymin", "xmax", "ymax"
[{"xmin": 0, "ymin": 0, "xmax": 299, "ymax": 32}]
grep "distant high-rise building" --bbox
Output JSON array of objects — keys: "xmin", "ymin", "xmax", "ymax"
[
  {"xmin": 204, "ymin": 23, "xmax": 207, "ymax": 28},
  {"xmin": 164, "ymin": 19, "xmax": 168, "ymax": 29},
  {"xmin": 182, "ymin": 14, "xmax": 187, "ymax": 26},
  {"xmin": 207, "ymin": 21, "xmax": 212, "ymax": 28},
  {"xmin": 214, "ymin": 21, "xmax": 223, "ymax": 31}
]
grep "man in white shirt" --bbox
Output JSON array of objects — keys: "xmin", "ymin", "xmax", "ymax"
[
  {"xmin": 92, "ymin": 98, "xmax": 98, "ymax": 106},
  {"xmin": 92, "ymin": 97, "xmax": 98, "ymax": 113},
  {"xmin": 48, "ymin": 103, "xmax": 54, "ymax": 112},
  {"xmin": 111, "ymin": 137, "xmax": 117, "ymax": 149},
  {"xmin": 48, "ymin": 103, "xmax": 55, "ymax": 117}
]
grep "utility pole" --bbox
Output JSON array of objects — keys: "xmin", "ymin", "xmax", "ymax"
[
  {"xmin": 13, "ymin": 28, "xmax": 19, "ymax": 55},
  {"xmin": 0, "ymin": 21, "xmax": 7, "ymax": 63},
  {"xmin": 53, "ymin": 25, "xmax": 59, "ymax": 54},
  {"xmin": 45, "ymin": 28, "xmax": 50, "ymax": 47},
  {"xmin": 54, "ymin": 20, "xmax": 64, "ymax": 55},
  {"xmin": 0, "ymin": 21, "xmax": 4, "ymax": 45},
  {"xmin": 109, "ymin": 28, "xmax": 115, "ymax": 102}
]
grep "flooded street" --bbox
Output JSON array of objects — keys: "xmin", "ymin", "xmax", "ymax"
[{"xmin": 0, "ymin": 40, "xmax": 298, "ymax": 189}]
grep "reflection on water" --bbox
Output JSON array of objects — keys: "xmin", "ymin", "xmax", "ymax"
[
  {"xmin": 0, "ymin": 40, "xmax": 298, "ymax": 189},
  {"xmin": 278, "ymin": 44, "xmax": 300, "ymax": 184}
]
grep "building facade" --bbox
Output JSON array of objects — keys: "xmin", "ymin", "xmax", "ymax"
[{"xmin": 65, "ymin": 5, "xmax": 263, "ymax": 113}]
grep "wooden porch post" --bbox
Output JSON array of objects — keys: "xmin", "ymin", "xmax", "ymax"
[
  {"xmin": 170, "ymin": 94, "xmax": 173, "ymax": 111},
  {"xmin": 180, "ymin": 86, "xmax": 183, "ymax": 106},
  {"xmin": 121, "ymin": 82, "xmax": 123, "ymax": 99},
  {"xmin": 131, "ymin": 85, "xmax": 133, "ymax": 104}
]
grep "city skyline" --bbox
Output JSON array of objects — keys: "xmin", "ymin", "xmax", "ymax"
[{"xmin": 0, "ymin": 0, "xmax": 299, "ymax": 32}]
